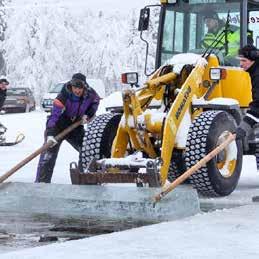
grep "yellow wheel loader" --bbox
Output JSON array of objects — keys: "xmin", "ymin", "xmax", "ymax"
[{"xmin": 72, "ymin": 0, "xmax": 259, "ymax": 197}]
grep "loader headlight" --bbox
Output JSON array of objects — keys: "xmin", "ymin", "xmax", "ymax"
[
  {"xmin": 210, "ymin": 68, "xmax": 227, "ymax": 81},
  {"xmin": 121, "ymin": 72, "xmax": 139, "ymax": 86}
]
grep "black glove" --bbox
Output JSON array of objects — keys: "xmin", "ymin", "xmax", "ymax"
[
  {"xmin": 235, "ymin": 119, "xmax": 254, "ymax": 140},
  {"xmin": 235, "ymin": 127, "xmax": 246, "ymax": 140},
  {"xmin": 46, "ymin": 127, "xmax": 56, "ymax": 137}
]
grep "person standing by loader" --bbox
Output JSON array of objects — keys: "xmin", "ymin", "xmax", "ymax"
[
  {"xmin": 35, "ymin": 73, "xmax": 100, "ymax": 183},
  {"xmin": 0, "ymin": 78, "xmax": 9, "ymax": 112},
  {"xmin": 236, "ymin": 45, "xmax": 259, "ymax": 141},
  {"xmin": 0, "ymin": 78, "xmax": 9, "ymax": 143}
]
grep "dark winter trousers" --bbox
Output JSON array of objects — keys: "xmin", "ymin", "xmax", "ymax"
[{"xmin": 35, "ymin": 126, "xmax": 84, "ymax": 183}]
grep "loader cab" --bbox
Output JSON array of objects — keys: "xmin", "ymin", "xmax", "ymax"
[{"xmin": 152, "ymin": 0, "xmax": 259, "ymax": 68}]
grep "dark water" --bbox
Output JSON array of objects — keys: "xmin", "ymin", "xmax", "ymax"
[
  {"xmin": 0, "ymin": 212, "xmax": 153, "ymax": 254},
  {"xmin": 0, "ymin": 202, "xmax": 236, "ymax": 254}
]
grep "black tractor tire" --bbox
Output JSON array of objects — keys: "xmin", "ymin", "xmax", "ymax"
[
  {"xmin": 168, "ymin": 150, "xmax": 187, "ymax": 182},
  {"xmin": 185, "ymin": 110, "xmax": 242, "ymax": 197},
  {"xmin": 80, "ymin": 113, "xmax": 122, "ymax": 171}
]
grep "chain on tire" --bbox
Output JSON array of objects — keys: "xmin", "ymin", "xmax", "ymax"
[{"xmin": 185, "ymin": 110, "xmax": 242, "ymax": 197}]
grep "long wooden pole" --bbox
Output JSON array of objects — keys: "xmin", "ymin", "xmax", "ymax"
[
  {"xmin": 0, "ymin": 119, "xmax": 82, "ymax": 183},
  {"xmin": 153, "ymin": 133, "xmax": 236, "ymax": 205}
]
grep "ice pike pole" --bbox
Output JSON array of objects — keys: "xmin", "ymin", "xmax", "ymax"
[
  {"xmin": 0, "ymin": 119, "xmax": 83, "ymax": 183},
  {"xmin": 153, "ymin": 133, "xmax": 236, "ymax": 206}
]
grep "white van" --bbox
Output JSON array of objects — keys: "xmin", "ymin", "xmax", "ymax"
[{"xmin": 41, "ymin": 79, "xmax": 106, "ymax": 112}]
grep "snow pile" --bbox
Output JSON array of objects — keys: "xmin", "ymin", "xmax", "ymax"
[
  {"xmin": 165, "ymin": 53, "xmax": 203, "ymax": 74},
  {"xmin": 192, "ymin": 96, "xmax": 239, "ymax": 106}
]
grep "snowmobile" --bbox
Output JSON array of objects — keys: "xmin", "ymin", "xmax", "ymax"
[{"xmin": 0, "ymin": 122, "xmax": 24, "ymax": 146}]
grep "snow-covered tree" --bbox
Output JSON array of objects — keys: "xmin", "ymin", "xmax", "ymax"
[
  {"xmin": 0, "ymin": 0, "xmax": 9, "ymax": 75},
  {"xmin": 1, "ymin": 1, "xmax": 158, "ymax": 103}
]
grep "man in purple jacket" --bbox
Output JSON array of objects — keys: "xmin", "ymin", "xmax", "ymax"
[{"xmin": 35, "ymin": 73, "xmax": 100, "ymax": 183}]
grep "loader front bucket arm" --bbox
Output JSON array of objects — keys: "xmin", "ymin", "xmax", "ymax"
[
  {"xmin": 160, "ymin": 58, "xmax": 207, "ymax": 185},
  {"xmin": 111, "ymin": 70, "xmax": 178, "ymax": 159},
  {"xmin": 137, "ymin": 71, "xmax": 178, "ymax": 109}
]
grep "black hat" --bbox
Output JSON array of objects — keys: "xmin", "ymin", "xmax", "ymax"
[
  {"xmin": 70, "ymin": 73, "xmax": 87, "ymax": 89},
  {"xmin": 238, "ymin": 45, "xmax": 259, "ymax": 61},
  {"xmin": 72, "ymin": 73, "xmax": 86, "ymax": 83},
  {"xmin": 0, "ymin": 78, "xmax": 9, "ymax": 84},
  {"xmin": 204, "ymin": 11, "xmax": 219, "ymax": 20}
]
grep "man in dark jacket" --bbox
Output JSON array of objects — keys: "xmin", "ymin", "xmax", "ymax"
[
  {"xmin": 35, "ymin": 73, "xmax": 100, "ymax": 183},
  {"xmin": 0, "ymin": 78, "xmax": 9, "ymax": 142},
  {"xmin": 0, "ymin": 78, "xmax": 9, "ymax": 110},
  {"xmin": 236, "ymin": 45, "xmax": 259, "ymax": 139}
]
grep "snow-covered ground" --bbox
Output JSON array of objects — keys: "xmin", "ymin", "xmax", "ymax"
[{"xmin": 0, "ymin": 103, "xmax": 259, "ymax": 258}]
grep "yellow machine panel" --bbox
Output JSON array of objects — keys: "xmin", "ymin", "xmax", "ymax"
[
  {"xmin": 203, "ymin": 67, "xmax": 252, "ymax": 107},
  {"xmin": 199, "ymin": 55, "xmax": 252, "ymax": 107},
  {"xmin": 220, "ymin": 68, "xmax": 252, "ymax": 107}
]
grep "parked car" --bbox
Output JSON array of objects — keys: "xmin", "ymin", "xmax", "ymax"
[
  {"xmin": 41, "ymin": 82, "xmax": 64, "ymax": 112},
  {"xmin": 2, "ymin": 87, "xmax": 36, "ymax": 113},
  {"xmin": 41, "ymin": 79, "xmax": 106, "ymax": 112}
]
